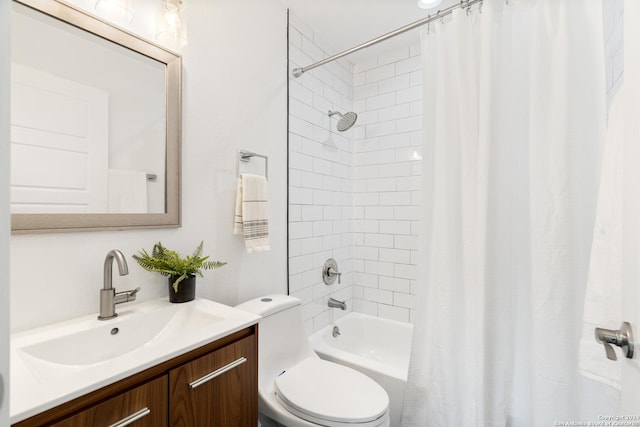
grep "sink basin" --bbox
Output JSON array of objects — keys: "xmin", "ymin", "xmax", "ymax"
[
  {"xmin": 20, "ymin": 304, "xmax": 224, "ymax": 366},
  {"xmin": 22, "ymin": 306, "xmax": 171, "ymax": 365},
  {"xmin": 11, "ymin": 297, "xmax": 261, "ymax": 424}
]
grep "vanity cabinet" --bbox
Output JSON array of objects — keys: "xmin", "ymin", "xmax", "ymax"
[
  {"xmin": 169, "ymin": 334, "xmax": 257, "ymax": 426},
  {"xmin": 13, "ymin": 326, "xmax": 258, "ymax": 427},
  {"xmin": 50, "ymin": 377, "xmax": 167, "ymax": 427}
]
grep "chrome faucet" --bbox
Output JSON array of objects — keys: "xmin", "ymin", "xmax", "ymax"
[
  {"xmin": 323, "ymin": 259, "xmax": 342, "ymax": 285},
  {"xmin": 98, "ymin": 249, "xmax": 140, "ymax": 320},
  {"xmin": 328, "ymin": 297, "xmax": 347, "ymax": 310}
]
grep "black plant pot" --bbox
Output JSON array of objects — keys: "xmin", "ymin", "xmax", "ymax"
[{"xmin": 168, "ymin": 275, "xmax": 196, "ymax": 303}]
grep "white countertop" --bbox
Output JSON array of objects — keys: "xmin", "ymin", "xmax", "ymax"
[{"xmin": 10, "ymin": 297, "xmax": 260, "ymax": 424}]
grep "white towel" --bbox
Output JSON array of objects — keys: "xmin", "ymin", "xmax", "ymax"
[
  {"xmin": 108, "ymin": 169, "xmax": 148, "ymax": 213},
  {"xmin": 234, "ymin": 173, "xmax": 271, "ymax": 253},
  {"xmin": 578, "ymin": 86, "xmax": 625, "ymax": 390}
]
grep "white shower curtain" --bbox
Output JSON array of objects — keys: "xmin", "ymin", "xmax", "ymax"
[{"xmin": 402, "ymin": 0, "xmax": 606, "ymax": 425}]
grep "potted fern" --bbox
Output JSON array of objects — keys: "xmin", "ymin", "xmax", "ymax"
[{"xmin": 133, "ymin": 241, "xmax": 226, "ymax": 303}]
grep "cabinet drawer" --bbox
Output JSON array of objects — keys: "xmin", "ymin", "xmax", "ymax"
[
  {"xmin": 51, "ymin": 376, "xmax": 167, "ymax": 427},
  {"xmin": 169, "ymin": 334, "xmax": 257, "ymax": 427}
]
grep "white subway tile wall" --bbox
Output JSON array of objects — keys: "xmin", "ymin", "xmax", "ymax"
[
  {"xmin": 349, "ymin": 42, "xmax": 423, "ymax": 325},
  {"xmin": 289, "ymin": 13, "xmax": 424, "ymax": 332},
  {"xmin": 289, "ymin": 13, "xmax": 355, "ymax": 335}
]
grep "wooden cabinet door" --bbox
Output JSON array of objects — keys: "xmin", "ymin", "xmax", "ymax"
[
  {"xmin": 169, "ymin": 334, "xmax": 257, "ymax": 427},
  {"xmin": 51, "ymin": 376, "xmax": 167, "ymax": 427}
]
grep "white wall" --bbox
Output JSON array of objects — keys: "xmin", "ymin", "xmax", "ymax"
[
  {"xmin": 10, "ymin": 0, "xmax": 288, "ymax": 332},
  {"xmin": 350, "ymin": 45, "xmax": 423, "ymax": 323},
  {"xmin": 1, "ymin": 0, "xmax": 11, "ymax": 422},
  {"xmin": 288, "ymin": 13, "xmax": 355, "ymax": 334}
]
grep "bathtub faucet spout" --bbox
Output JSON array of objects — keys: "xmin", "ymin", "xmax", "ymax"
[{"xmin": 328, "ymin": 297, "xmax": 347, "ymax": 310}]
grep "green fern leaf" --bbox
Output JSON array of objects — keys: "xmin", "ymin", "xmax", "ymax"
[{"xmin": 133, "ymin": 241, "xmax": 226, "ymax": 293}]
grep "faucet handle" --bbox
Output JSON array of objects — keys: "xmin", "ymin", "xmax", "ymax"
[
  {"xmin": 125, "ymin": 287, "xmax": 141, "ymax": 300},
  {"xmin": 328, "ymin": 267, "xmax": 342, "ymax": 284},
  {"xmin": 323, "ymin": 259, "xmax": 342, "ymax": 285},
  {"xmin": 114, "ymin": 287, "xmax": 141, "ymax": 305}
]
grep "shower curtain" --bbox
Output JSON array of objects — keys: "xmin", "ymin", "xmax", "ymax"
[{"xmin": 402, "ymin": 0, "xmax": 606, "ymax": 425}]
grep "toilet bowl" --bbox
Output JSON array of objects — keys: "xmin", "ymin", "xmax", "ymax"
[{"xmin": 236, "ymin": 295, "xmax": 390, "ymax": 427}]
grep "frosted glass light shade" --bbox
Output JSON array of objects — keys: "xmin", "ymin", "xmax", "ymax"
[
  {"xmin": 95, "ymin": 0, "xmax": 134, "ymax": 24},
  {"xmin": 417, "ymin": 0, "xmax": 442, "ymax": 9},
  {"xmin": 156, "ymin": 0, "xmax": 188, "ymax": 49}
]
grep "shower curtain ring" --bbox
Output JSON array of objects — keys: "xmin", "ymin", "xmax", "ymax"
[
  {"xmin": 466, "ymin": 5, "xmax": 471, "ymax": 15},
  {"xmin": 479, "ymin": 0, "xmax": 484, "ymax": 13}
]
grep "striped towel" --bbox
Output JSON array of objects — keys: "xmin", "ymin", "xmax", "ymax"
[{"xmin": 234, "ymin": 173, "xmax": 271, "ymax": 253}]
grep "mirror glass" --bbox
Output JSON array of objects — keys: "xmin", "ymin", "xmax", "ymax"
[{"xmin": 10, "ymin": 0, "xmax": 181, "ymax": 233}]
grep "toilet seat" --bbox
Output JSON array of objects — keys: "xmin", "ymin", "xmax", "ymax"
[{"xmin": 274, "ymin": 357, "xmax": 389, "ymax": 427}]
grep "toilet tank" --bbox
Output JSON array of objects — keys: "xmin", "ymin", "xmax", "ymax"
[
  {"xmin": 236, "ymin": 295, "xmax": 317, "ymax": 387},
  {"xmin": 236, "ymin": 294, "xmax": 301, "ymax": 318}
]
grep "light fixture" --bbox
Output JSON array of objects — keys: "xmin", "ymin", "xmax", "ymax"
[
  {"xmin": 417, "ymin": 0, "xmax": 442, "ymax": 9},
  {"xmin": 95, "ymin": 0, "xmax": 135, "ymax": 25},
  {"xmin": 156, "ymin": 0, "xmax": 188, "ymax": 49}
]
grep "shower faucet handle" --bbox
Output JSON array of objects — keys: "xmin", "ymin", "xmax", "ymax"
[
  {"xmin": 322, "ymin": 258, "xmax": 341, "ymax": 285},
  {"xmin": 327, "ymin": 267, "xmax": 341, "ymax": 284},
  {"xmin": 594, "ymin": 322, "xmax": 634, "ymax": 361}
]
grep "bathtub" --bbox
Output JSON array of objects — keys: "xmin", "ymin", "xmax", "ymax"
[{"xmin": 309, "ymin": 312, "xmax": 413, "ymax": 427}]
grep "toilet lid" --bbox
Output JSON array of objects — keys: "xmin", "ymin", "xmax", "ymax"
[{"xmin": 274, "ymin": 357, "xmax": 389, "ymax": 426}]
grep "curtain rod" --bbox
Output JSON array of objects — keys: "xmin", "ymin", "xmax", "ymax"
[{"xmin": 292, "ymin": 0, "xmax": 484, "ymax": 78}]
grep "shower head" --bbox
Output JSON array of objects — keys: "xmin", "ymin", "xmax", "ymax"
[{"xmin": 328, "ymin": 110, "xmax": 358, "ymax": 132}]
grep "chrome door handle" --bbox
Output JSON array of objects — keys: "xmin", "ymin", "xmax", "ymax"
[{"xmin": 595, "ymin": 322, "xmax": 634, "ymax": 361}]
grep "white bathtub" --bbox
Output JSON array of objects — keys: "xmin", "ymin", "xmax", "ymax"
[{"xmin": 309, "ymin": 312, "xmax": 413, "ymax": 427}]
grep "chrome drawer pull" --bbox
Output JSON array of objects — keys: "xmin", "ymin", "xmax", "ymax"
[
  {"xmin": 108, "ymin": 407, "xmax": 151, "ymax": 427},
  {"xmin": 189, "ymin": 357, "xmax": 247, "ymax": 389}
]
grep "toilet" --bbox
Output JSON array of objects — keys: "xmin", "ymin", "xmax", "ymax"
[{"xmin": 236, "ymin": 295, "xmax": 390, "ymax": 427}]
